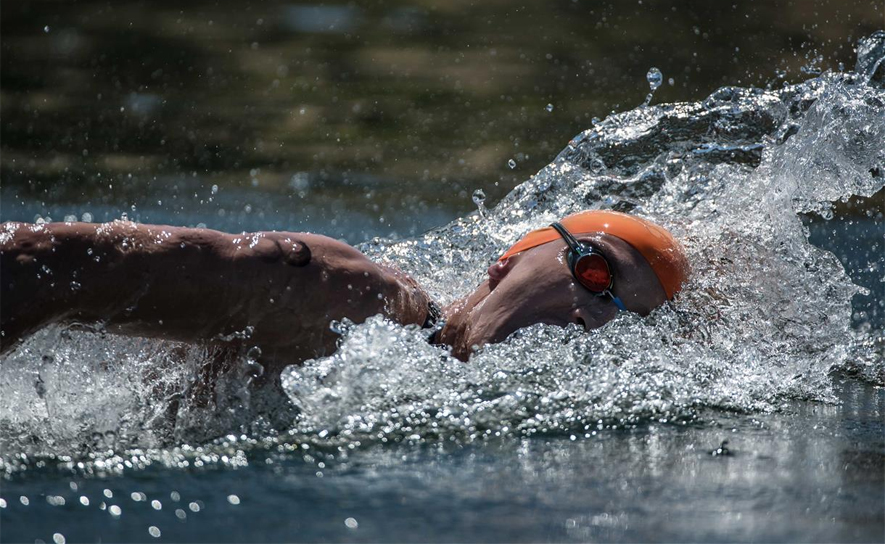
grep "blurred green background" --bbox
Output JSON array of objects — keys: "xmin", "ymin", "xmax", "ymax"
[{"xmin": 1, "ymin": 0, "xmax": 882, "ymax": 237}]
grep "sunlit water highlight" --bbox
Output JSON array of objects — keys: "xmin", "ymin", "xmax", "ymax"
[{"xmin": 1, "ymin": 35, "xmax": 883, "ymax": 478}]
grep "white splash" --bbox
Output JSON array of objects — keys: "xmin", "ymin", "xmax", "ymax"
[{"xmin": 1, "ymin": 34, "xmax": 883, "ymax": 468}]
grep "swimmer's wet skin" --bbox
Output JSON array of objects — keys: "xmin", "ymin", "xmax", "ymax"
[
  {"xmin": 0, "ymin": 221, "xmax": 430, "ymax": 371},
  {"xmin": 439, "ymin": 211, "xmax": 690, "ymax": 359},
  {"xmin": 0, "ymin": 211, "xmax": 688, "ymax": 373}
]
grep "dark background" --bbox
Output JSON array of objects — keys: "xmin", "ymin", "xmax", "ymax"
[{"xmin": 2, "ymin": 0, "xmax": 883, "ymax": 236}]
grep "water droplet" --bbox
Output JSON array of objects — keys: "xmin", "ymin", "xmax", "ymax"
[
  {"xmin": 643, "ymin": 67, "xmax": 663, "ymax": 106},
  {"xmin": 211, "ymin": 184, "xmax": 219, "ymax": 195},
  {"xmin": 508, "ymin": 159, "xmax": 517, "ymax": 169},
  {"xmin": 79, "ymin": 496, "xmax": 90, "ymax": 506},
  {"xmin": 345, "ymin": 517, "xmax": 359, "ymax": 529},
  {"xmin": 44, "ymin": 25, "xmax": 50, "ymax": 33},
  {"xmin": 227, "ymin": 494, "xmax": 240, "ymax": 505},
  {"xmin": 148, "ymin": 526, "xmax": 161, "ymax": 538},
  {"xmin": 246, "ymin": 360, "xmax": 264, "ymax": 380},
  {"xmin": 151, "ymin": 500, "xmax": 162, "ymax": 510},
  {"xmin": 81, "ymin": 212, "xmax": 93, "ymax": 222},
  {"xmin": 109, "ymin": 504, "xmax": 122, "ymax": 517},
  {"xmin": 53, "ymin": 533, "xmax": 65, "ymax": 544},
  {"xmin": 646, "ymin": 67, "xmax": 663, "ymax": 91},
  {"xmin": 545, "ymin": 103, "xmax": 554, "ymax": 112},
  {"xmin": 472, "ymin": 189, "xmax": 486, "ymax": 207}
]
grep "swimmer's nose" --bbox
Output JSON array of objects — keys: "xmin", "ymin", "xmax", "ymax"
[
  {"xmin": 571, "ymin": 306, "xmax": 613, "ymax": 332},
  {"xmin": 571, "ymin": 307, "xmax": 591, "ymax": 331}
]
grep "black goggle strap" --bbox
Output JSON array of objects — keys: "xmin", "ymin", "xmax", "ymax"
[
  {"xmin": 550, "ymin": 222, "xmax": 584, "ymax": 254},
  {"xmin": 549, "ymin": 222, "xmax": 627, "ymax": 312}
]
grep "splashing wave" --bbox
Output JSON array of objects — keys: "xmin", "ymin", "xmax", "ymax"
[{"xmin": 1, "ymin": 34, "xmax": 883, "ymax": 471}]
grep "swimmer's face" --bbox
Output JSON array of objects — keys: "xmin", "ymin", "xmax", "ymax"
[{"xmin": 439, "ymin": 233, "xmax": 667, "ymax": 360}]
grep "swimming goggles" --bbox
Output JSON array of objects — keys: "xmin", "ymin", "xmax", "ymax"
[{"xmin": 550, "ymin": 222, "xmax": 627, "ymax": 311}]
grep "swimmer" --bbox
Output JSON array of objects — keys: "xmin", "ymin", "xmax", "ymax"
[{"xmin": 0, "ymin": 211, "xmax": 689, "ymax": 373}]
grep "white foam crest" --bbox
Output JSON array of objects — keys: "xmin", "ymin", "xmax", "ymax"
[
  {"xmin": 282, "ymin": 307, "xmax": 837, "ymax": 443},
  {"xmin": 292, "ymin": 49, "xmax": 884, "ymax": 443},
  {"xmin": 0, "ymin": 328, "xmax": 294, "ymax": 459}
]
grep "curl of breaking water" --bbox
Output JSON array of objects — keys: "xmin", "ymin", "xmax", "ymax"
[
  {"xmin": 1, "ymin": 33, "xmax": 883, "ymax": 474},
  {"xmin": 290, "ymin": 33, "xmax": 885, "ymax": 442}
]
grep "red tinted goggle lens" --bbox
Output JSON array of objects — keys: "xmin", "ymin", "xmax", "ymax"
[{"xmin": 573, "ymin": 253, "xmax": 612, "ymax": 293}]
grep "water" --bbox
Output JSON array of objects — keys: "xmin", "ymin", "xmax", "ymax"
[
  {"xmin": 2, "ymin": 22, "xmax": 884, "ymax": 544},
  {"xmin": 644, "ymin": 67, "xmax": 663, "ymax": 105},
  {"xmin": 0, "ymin": 378, "xmax": 882, "ymax": 542}
]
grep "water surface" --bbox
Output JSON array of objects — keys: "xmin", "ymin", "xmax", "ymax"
[{"xmin": 1, "ymin": 4, "xmax": 884, "ymax": 543}]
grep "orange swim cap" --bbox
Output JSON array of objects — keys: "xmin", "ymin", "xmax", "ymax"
[{"xmin": 499, "ymin": 210, "xmax": 690, "ymax": 299}]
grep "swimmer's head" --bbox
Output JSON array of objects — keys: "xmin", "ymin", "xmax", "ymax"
[{"xmin": 439, "ymin": 210, "xmax": 689, "ymax": 360}]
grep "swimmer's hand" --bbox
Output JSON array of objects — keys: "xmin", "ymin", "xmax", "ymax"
[{"xmin": 0, "ymin": 221, "xmax": 430, "ymax": 369}]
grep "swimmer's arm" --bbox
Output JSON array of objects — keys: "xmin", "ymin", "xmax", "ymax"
[{"xmin": 0, "ymin": 221, "xmax": 430, "ymax": 365}]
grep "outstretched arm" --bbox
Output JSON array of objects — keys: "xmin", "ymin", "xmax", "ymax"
[{"xmin": 0, "ymin": 221, "xmax": 430, "ymax": 368}]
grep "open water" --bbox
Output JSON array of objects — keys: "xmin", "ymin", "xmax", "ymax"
[{"xmin": 1, "ymin": 5, "xmax": 884, "ymax": 543}]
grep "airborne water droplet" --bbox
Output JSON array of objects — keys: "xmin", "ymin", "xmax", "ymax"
[
  {"xmin": 646, "ymin": 67, "xmax": 662, "ymax": 91},
  {"xmin": 508, "ymin": 159, "xmax": 517, "ymax": 169},
  {"xmin": 473, "ymin": 189, "xmax": 487, "ymax": 219},
  {"xmin": 545, "ymin": 103, "xmax": 554, "ymax": 112},
  {"xmin": 644, "ymin": 67, "xmax": 663, "ymax": 106}
]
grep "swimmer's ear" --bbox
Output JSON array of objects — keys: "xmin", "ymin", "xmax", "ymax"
[{"xmin": 487, "ymin": 257, "xmax": 516, "ymax": 290}]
